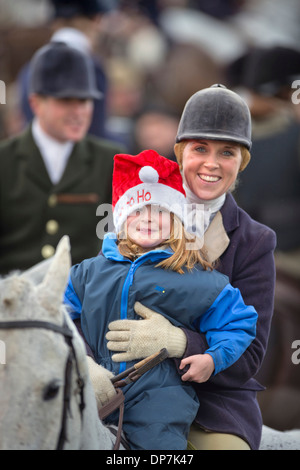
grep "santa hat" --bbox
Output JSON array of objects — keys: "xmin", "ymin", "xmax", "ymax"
[{"xmin": 112, "ymin": 149, "xmax": 186, "ymax": 233}]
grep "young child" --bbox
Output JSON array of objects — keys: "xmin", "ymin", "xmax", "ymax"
[{"xmin": 64, "ymin": 149, "xmax": 257, "ymax": 450}]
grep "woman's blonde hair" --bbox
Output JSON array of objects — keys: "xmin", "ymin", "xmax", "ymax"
[
  {"xmin": 117, "ymin": 213, "xmax": 212, "ymax": 274},
  {"xmin": 174, "ymin": 141, "xmax": 251, "ymax": 172}
]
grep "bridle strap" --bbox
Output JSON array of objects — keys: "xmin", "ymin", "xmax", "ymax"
[
  {"xmin": 98, "ymin": 388, "xmax": 126, "ymax": 450},
  {"xmin": 0, "ymin": 320, "xmax": 73, "ymax": 338},
  {"xmin": 0, "ymin": 318, "xmax": 85, "ymax": 450},
  {"xmin": 56, "ymin": 348, "xmax": 74, "ymax": 450}
]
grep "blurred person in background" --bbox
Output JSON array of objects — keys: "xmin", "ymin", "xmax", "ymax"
[
  {"xmin": 0, "ymin": 42, "xmax": 124, "ymax": 275},
  {"xmin": 227, "ymin": 46, "xmax": 300, "ymax": 254},
  {"xmin": 18, "ymin": 0, "xmax": 117, "ymax": 140},
  {"xmin": 131, "ymin": 105, "xmax": 180, "ymax": 161}
]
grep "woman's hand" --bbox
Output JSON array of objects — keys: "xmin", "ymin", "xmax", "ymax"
[
  {"xmin": 106, "ymin": 302, "xmax": 187, "ymax": 361},
  {"xmin": 179, "ymin": 353, "xmax": 215, "ymax": 383}
]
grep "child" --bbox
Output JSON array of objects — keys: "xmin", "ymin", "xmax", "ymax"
[{"xmin": 64, "ymin": 149, "xmax": 257, "ymax": 450}]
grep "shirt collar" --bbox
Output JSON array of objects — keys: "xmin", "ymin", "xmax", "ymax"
[
  {"xmin": 51, "ymin": 28, "xmax": 91, "ymax": 54},
  {"xmin": 32, "ymin": 118, "xmax": 74, "ymax": 184}
]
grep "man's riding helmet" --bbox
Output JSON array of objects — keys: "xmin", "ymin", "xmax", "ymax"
[{"xmin": 28, "ymin": 42, "xmax": 102, "ymax": 100}]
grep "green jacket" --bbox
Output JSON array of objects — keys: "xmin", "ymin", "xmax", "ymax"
[{"xmin": 0, "ymin": 126, "xmax": 123, "ymax": 274}]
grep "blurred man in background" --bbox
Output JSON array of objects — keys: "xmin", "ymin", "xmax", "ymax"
[
  {"xmin": 18, "ymin": 0, "xmax": 117, "ymax": 140},
  {"xmin": 0, "ymin": 42, "xmax": 123, "ymax": 275}
]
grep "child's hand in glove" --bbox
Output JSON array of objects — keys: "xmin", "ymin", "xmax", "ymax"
[{"xmin": 106, "ymin": 301, "xmax": 187, "ymax": 362}]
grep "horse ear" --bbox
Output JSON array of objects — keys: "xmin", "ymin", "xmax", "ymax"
[{"xmin": 36, "ymin": 236, "xmax": 71, "ymax": 314}]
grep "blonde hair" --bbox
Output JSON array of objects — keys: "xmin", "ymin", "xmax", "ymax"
[
  {"xmin": 117, "ymin": 214, "xmax": 212, "ymax": 274},
  {"xmin": 174, "ymin": 141, "xmax": 251, "ymax": 172}
]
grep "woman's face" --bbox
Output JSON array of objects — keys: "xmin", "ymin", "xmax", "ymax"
[
  {"xmin": 182, "ymin": 139, "xmax": 242, "ymax": 200},
  {"xmin": 126, "ymin": 205, "xmax": 171, "ymax": 250}
]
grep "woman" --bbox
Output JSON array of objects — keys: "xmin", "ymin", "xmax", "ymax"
[{"xmin": 106, "ymin": 85, "xmax": 276, "ymax": 450}]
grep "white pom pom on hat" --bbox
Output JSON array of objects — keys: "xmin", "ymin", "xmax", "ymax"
[{"xmin": 139, "ymin": 166, "xmax": 159, "ymax": 183}]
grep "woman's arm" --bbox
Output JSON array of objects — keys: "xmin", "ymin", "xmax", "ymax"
[{"xmin": 182, "ymin": 227, "xmax": 276, "ymax": 387}]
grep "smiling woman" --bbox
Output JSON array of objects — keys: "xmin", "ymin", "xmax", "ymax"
[{"xmin": 106, "ymin": 85, "xmax": 277, "ymax": 450}]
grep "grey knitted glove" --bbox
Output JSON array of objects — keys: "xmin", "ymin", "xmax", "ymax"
[
  {"xmin": 86, "ymin": 356, "xmax": 116, "ymax": 408},
  {"xmin": 106, "ymin": 302, "xmax": 187, "ymax": 362}
]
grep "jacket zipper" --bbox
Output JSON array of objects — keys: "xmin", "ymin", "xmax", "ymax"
[
  {"xmin": 113, "ymin": 249, "xmax": 171, "ymax": 374},
  {"xmin": 118, "ymin": 257, "xmax": 152, "ymax": 373}
]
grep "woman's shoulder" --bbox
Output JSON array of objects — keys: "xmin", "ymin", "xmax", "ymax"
[{"xmin": 222, "ymin": 193, "xmax": 277, "ymax": 249}]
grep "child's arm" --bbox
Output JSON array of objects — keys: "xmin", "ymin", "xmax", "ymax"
[
  {"xmin": 64, "ymin": 266, "xmax": 95, "ymax": 358},
  {"xmin": 179, "ymin": 354, "xmax": 215, "ymax": 383},
  {"xmin": 64, "ymin": 273, "xmax": 82, "ymax": 319}
]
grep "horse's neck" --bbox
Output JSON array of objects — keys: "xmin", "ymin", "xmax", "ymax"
[{"xmin": 74, "ymin": 379, "xmax": 116, "ymax": 450}]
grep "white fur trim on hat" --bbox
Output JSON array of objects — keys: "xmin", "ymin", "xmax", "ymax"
[{"xmin": 113, "ymin": 181, "xmax": 186, "ymax": 233}]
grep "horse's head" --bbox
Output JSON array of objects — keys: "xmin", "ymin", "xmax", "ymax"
[
  {"xmin": 0, "ymin": 235, "xmax": 70, "ymax": 323},
  {"xmin": 0, "ymin": 236, "xmax": 88, "ymax": 449}
]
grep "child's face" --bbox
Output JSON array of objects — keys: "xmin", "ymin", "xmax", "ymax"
[{"xmin": 126, "ymin": 205, "xmax": 171, "ymax": 250}]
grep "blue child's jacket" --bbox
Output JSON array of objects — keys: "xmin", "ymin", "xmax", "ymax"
[{"xmin": 64, "ymin": 233, "xmax": 257, "ymax": 450}]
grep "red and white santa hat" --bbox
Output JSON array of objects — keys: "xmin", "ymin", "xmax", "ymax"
[{"xmin": 112, "ymin": 149, "xmax": 186, "ymax": 233}]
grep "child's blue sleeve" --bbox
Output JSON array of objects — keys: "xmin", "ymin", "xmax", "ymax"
[
  {"xmin": 195, "ymin": 284, "xmax": 258, "ymax": 375},
  {"xmin": 64, "ymin": 274, "xmax": 82, "ymax": 320}
]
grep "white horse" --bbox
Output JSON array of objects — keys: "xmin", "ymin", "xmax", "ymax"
[
  {"xmin": 0, "ymin": 236, "xmax": 299, "ymax": 450},
  {"xmin": 0, "ymin": 236, "xmax": 119, "ymax": 450}
]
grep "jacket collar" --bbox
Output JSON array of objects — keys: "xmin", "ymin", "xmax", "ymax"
[
  {"xmin": 220, "ymin": 192, "xmax": 240, "ymax": 233},
  {"xmin": 203, "ymin": 193, "xmax": 239, "ymax": 263},
  {"xmin": 15, "ymin": 125, "xmax": 92, "ymax": 193},
  {"xmin": 15, "ymin": 125, "xmax": 52, "ymax": 191}
]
